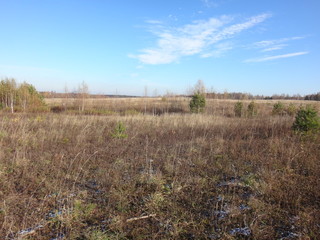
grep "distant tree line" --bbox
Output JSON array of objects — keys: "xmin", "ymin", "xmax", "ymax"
[
  {"xmin": 206, "ymin": 92, "xmax": 256, "ymax": 100},
  {"xmin": 304, "ymin": 92, "xmax": 320, "ymax": 101},
  {"xmin": 41, "ymin": 92, "xmax": 138, "ymax": 99},
  {"xmin": 0, "ymin": 78, "xmax": 46, "ymax": 113},
  {"xmin": 205, "ymin": 92, "xmax": 308, "ymax": 101}
]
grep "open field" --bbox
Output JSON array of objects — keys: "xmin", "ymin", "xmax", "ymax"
[
  {"xmin": 44, "ymin": 97, "xmax": 320, "ymax": 117},
  {"xmin": 0, "ymin": 99, "xmax": 320, "ymax": 239}
]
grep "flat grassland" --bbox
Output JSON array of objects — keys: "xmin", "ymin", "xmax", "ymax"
[{"xmin": 0, "ymin": 98, "xmax": 319, "ymax": 239}]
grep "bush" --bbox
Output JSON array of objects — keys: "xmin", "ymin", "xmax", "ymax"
[
  {"xmin": 292, "ymin": 106, "xmax": 320, "ymax": 133},
  {"xmin": 272, "ymin": 102, "xmax": 285, "ymax": 116},
  {"xmin": 234, "ymin": 101, "xmax": 243, "ymax": 117},
  {"xmin": 247, "ymin": 101, "xmax": 257, "ymax": 117},
  {"xmin": 189, "ymin": 93, "xmax": 206, "ymax": 113}
]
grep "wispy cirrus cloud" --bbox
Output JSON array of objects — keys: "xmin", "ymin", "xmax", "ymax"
[
  {"xmin": 253, "ymin": 36, "xmax": 305, "ymax": 52},
  {"xmin": 260, "ymin": 44, "xmax": 287, "ymax": 52},
  {"xmin": 201, "ymin": 0, "xmax": 219, "ymax": 8},
  {"xmin": 145, "ymin": 20, "xmax": 163, "ymax": 25},
  {"xmin": 129, "ymin": 13, "xmax": 271, "ymax": 65},
  {"xmin": 244, "ymin": 51, "xmax": 309, "ymax": 63}
]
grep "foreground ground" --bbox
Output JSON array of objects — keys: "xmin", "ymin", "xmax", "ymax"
[{"xmin": 0, "ymin": 99, "xmax": 319, "ymax": 239}]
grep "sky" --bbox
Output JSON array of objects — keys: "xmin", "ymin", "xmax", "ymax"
[{"xmin": 0, "ymin": 0, "xmax": 319, "ymax": 96}]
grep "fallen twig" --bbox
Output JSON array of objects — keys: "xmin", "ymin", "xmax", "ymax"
[{"xmin": 126, "ymin": 214, "xmax": 156, "ymax": 223}]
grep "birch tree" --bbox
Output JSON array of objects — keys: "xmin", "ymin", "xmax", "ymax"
[{"xmin": 78, "ymin": 81, "xmax": 89, "ymax": 112}]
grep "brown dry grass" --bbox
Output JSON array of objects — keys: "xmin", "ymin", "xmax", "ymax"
[
  {"xmin": 45, "ymin": 97, "xmax": 320, "ymax": 117},
  {"xmin": 0, "ymin": 99, "xmax": 319, "ymax": 239}
]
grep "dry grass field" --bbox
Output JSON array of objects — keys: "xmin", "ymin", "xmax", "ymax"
[
  {"xmin": 0, "ymin": 98, "xmax": 319, "ymax": 239},
  {"xmin": 45, "ymin": 97, "xmax": 320, "ymax": 116}
]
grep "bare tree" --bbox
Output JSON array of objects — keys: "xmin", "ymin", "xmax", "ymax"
[
  {"xmin": 64, "ymin": 83, "xmax": 69, "ymax": 111},
  {"xmin": 193, "ymin": 79, "xmax": 206, "ymax": 95},
  {"xmin": 144, "ymin": 85, "xmax": 148, "ymax": 97},
  {"xmin": 78, "ymin": 81, "xmax": 89, "ymax": 112}
]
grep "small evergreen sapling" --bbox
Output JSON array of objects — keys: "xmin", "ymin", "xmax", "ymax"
[
  {"xmin": 292, "ymin": 106, "xmax": 320, "ymax": 134},
  {"xmin": 111, "ymin": 122, "xmax": 128, "ymax": 139},
  {"xmin": 234, "ymin": 101, "xmax": 243, "ymax": 117},
  {"xmin": 272, "ymin": 102, "xmax": 285, "ymax": 116},
  {"xmin": 189, "ymin": 93, "xmax": 206, "ymax": 113},
  {"xmin": 247, "ymin": 101, "xmax": 257, "ymax": 117}
]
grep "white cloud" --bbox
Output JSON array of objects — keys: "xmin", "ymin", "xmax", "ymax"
[
  {"xmin": 201, "ymin": 0, "xmax": 219, "ymax": 8},
  {"xmin": 130, "ymin": 13, "xmax": 271, "ymax": 65},
  {"xmin": 244, "ymin": 51, "xmax": 309, "ymax": 63},
  {"xmin": 261, "ymin": 44, "xmax": 287, "ymax": 52},
  {"xmin": 254, "ymin": 36, "xmax": 304, "ymax": 47},
  {"xmin": 145, "ymin": 20, "xmax": 163, "ymax": 25},
  {"xmin": 201, "ymin": 42, "xmax": 233, "ymax": 58},
  {"xmin": 253, "ymin": 36, "xmax": 305, "ymax": 52}
]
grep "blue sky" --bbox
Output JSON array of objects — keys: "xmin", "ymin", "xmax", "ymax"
[{"xmin": 0, "ymin": 0, "xmax": 319, "ymax": 96}]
